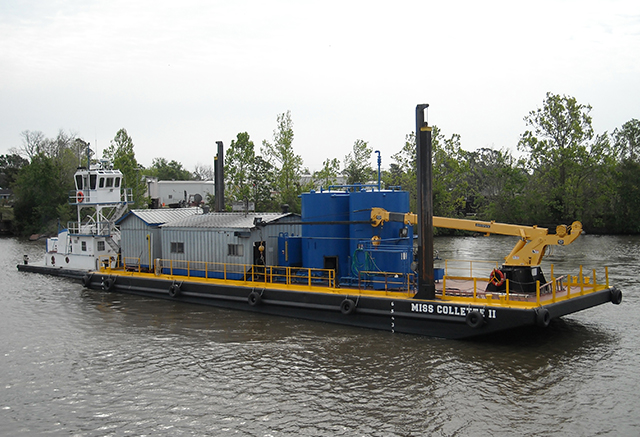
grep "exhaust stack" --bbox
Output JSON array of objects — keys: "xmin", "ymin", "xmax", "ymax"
[{"xmin": 214, "ymin": 141, "xmax": 225, "ymax": 212}]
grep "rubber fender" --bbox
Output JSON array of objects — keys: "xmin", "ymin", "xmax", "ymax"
[
  {"xmin": 340, "ymin": 298, "xmax": 356, "ymax": 315},
  {"xmin": 465, "ymin": 310, "xmax": 484, "ymax": 329},
  {"xmin": 102, "ymin": 277, "xmax": 115, "ymax": 291},
  {"xmin": 536, "ymin": 308, "xmax": 551, "ymax": 328},
  {"xmin": 248, "ymin": 291, "xmax": 262, "ymax": 306},
  {"xmin": 610, "ymin": 288, "xmax": 622, "ymax": 305},
  {"xmin": 82, "ymin": 274, "xmax": 91, "ymax": 288},
  {"xmin": 168, "ymin": 283, "xmax": 181, "ymax": 298}
]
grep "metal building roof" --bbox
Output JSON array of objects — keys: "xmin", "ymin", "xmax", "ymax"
[
  {"xmin": 161, "ymin": 212, "xmax": 297, "ymax": 229},
  {"xmin": 116, "ymin": 207, "xmax": 203, "ymax": 226}
]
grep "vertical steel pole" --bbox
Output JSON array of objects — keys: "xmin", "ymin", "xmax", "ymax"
[
  {"xmin": 215, "ymin": 141, "xmax": 225, "ymax": 212},
  {"xmin": 415, "ymin": 104, "xmax": 435, "ymax": 300}
]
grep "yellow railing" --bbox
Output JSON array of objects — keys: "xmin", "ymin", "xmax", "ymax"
[
  {"xmin": 443, "ymin": 259, "xmax": 500, "ymax": 278},
  {"xmin": 357, "ymin": 270, "xmax": 415, "ymax": 295},
  {"xmin": 99, "ymin": 257, "xmax": 337, "ymax": 288},
  {"xmin": 440, "ymin": 261, "xmax": 610, "ymax": 306},
  {"xmin": 97, "ymin": 255, "xmax": 610, "ymax": 305}
]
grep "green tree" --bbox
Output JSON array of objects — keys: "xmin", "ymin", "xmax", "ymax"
[
  {"xmin": 613, "ymin": 119, "xmax": 640, "ymax": 162},
  {"xmin": 103, "ymin": 129, "xmax": 147, "ymax": 207},
  {"xmin": 432, "ymin": 128, "xmax": 469, "ymax": 219},
  {"xmin": 465, "ymin": 147, "xmax": 528, "ymax": 223},
  {"xmin": 261, "ymin": 111, "xmax": 304, "ymax": 212},
  {"xmin": 226, "ymin": 132, "xmax": 258, "ymax": 206},
  {"xmin": 251, "ymin": 156, "xmax": 277, "ymax": 212},
  {"xmin": 0, "ymin": 153, "xmax": 28, "ymax": 189},
  {"xmin": 12, "ymin": 152, "xmax": 74, "ymax": 235},
  {"xmin": 312, "ymin": 158, "xmax": 341, "ymax": 188},
  {"xmin": 343, "ymin": 139, "xmax": 374, "ymax": 185},
  {"xmin": 147, "ymin": 157, "xmax": 192, "ymax": 180},
  {"xmin": 517, "ymin": 92, "xmax": 599, "ymax": 224},
  {"xmin": 610, "ymin": 119, "xmax": 640, "ymax": 233}
]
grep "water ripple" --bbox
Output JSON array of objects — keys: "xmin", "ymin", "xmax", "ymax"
[{"xmin": 1, "ymin": 236, "xmax": 639, "ymax": 436}]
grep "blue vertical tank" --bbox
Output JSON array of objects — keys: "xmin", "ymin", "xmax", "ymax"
[
  {"xmin": 300, "ymin": 190, "xmax": 350, "ymax": 278},
  {"xmin": 298, "ymin": 187, "xmax": 413, "ymax": 286},
  {"xmin": 348, "ymin": 189, "xmax": 413, "ymax": 279}
]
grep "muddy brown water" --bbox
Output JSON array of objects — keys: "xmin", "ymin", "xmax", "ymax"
[{"xmin": 1, "ymin": 235, "xmax": 638, "ymax": 436}]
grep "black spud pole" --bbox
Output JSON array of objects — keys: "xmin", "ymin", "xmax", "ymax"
[{"xmin": 415, "ymin": 104, "xmax": 435, "ymax": 300}]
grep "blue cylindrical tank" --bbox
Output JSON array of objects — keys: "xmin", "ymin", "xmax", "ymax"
[
  {"xmin": 348, "ymin": 189, "xmax": 412, "ymax": 277},
  {"xmin": 300, "ymin": 190, "xmax": 350, "ymax": 278}
]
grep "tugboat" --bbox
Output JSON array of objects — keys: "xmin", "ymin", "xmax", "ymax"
[
  {"xmin": 19, "ymin": 106, "xmax": 623, "ymax": 338},
  {"xmin": 23, "ymin": 144, "xmax": 132, "ymax": 278}
]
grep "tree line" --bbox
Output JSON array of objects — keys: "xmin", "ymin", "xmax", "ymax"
[{"xmin": 1, "ymin": 93, "xmax": 638, "ymax": 236}]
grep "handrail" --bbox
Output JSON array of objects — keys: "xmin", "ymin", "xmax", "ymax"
[
  {"xmin": 135, "ymin": 258, "xmax": 339, "ymax": 288},
  {"xmin": 97, "ymin": 257, "xmax": 610, "ymax": 305},
  {"xmin": 440, "ymin": 263, "xmax": 609, "ymax": 305}
]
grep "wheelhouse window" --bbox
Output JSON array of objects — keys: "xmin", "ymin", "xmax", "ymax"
[
  {"xmin": 114, "ymin": 177, "xmax": 121, "ymax": 187},
  {"xmin": 170, "ymin": 242, "xmax": 184, "ymax": 254},
  {"xmin": 75, "ymin": 175, "xmax": 83, "ymax": 189},
  {"xmin": 106, "ymin": 177, "xmax": 113, "ymax": 188},
  {"xmin": 81, "ymin": 241, "xmax": 87, "ymax": 252},
  {"xmin": 97, "ymin": 241, "xmax": 105, "ymax": 251},
  {"xmin": 99, "ymin": 177, "xmax": 105, "ymax": 188},
  {"xmin": 90, "ymin": 174, "xmax": 97, "ymax": 189},
  {"xmin": 228, "ymin": 244, "xmax": 243, "ymax": 257}
]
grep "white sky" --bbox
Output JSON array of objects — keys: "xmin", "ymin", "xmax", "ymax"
[{"xmin": 1, "ymin": 0, "xmax": 639, "ymax": 173}]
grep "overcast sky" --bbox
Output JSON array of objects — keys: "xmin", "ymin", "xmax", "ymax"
[{"xmin": 1, "ymin": 0, "xmax": 639, "ymax": 173}]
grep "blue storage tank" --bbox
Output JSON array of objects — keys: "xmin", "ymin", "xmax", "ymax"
[
  {"xmin": 348, "ymin": 189, "xmax": 413, "ymax": 280},
  {"xmin": 299, "ymin": 188, "xmax": 414, "ymax": 287},
  {"xmin": 300, "ymin": 190, "xmax": 350, "ymax": 278}
]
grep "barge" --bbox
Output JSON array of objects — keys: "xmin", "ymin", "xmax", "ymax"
[{"xmin": 18, "ymin": 105, "xmax": 622, "ymax": 339}]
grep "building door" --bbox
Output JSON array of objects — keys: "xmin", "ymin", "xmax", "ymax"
[
  {"xmin": 324, "ymin": 256, "xmax": 338, "ymax": 278},
  {"xmin": 253, "ymin": 241, "xmax": 266, "ymax": 266}
]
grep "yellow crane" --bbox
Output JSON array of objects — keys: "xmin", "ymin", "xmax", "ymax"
[{"xmin": 370, "ymin": 207, "xmax": 583, "ymax": 267}]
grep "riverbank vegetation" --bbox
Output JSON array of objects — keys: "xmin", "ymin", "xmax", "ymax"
[{"xmin": 1, "ymin": 93, "xmax": 638, "ymax": 236}]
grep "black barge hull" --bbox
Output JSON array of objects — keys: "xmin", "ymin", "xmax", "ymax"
[{"xmin": 73, "ymin": 272, "xmax": 619, "ymax": 339}]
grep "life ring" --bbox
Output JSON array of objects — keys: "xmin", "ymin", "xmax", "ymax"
[
  {"xmin": 168, "ymin": 283, "xmax": 181, "ymax": 298},
  {"xmin": 489, "ymin": 269, "xmax": 505, "ymax": 287},
  {"xmin": 536, "ymin": 308, "xmax": 551, "ymax": 328},
  {"xmin": 340, "ymin": 298, "xmax": 356, "ymax": 315},
  {"xmin": 610, "ymin": 288, "xmax": 622, "ymax": 305},
  {"xmin": 248, "ymin": 291, "xmax": 262, "ymax": 306},
  {"xmin": 465, "ymin": 310, "xmax": 484, "ymax": 329},
  {"xmin": 77, "ymin": 191, "xmax": 84, "ymax": 203},
  {"xmin": 102, "ymin": 277, "xmax": 115, "ymax": 291}
]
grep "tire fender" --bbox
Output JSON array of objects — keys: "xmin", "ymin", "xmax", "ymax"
[
  {"xmin": 169, "ymin": 283, "xmax": 181, "ymax": 298},
  {"xmin": 465, "ymin": 310, "xmax": 484, "ymax": 329},
  {"xmin": 610, "ymin": 288, "xmax": 622, "ymax": 305},
  {"xmin": 340, "ymin": 298, "xmax": 356, "ymax": 315},
  {"xmin": 82, "ymin": 274, "xmax": 91, "ymax": 288},
  {"xmin": 102, "ymin": 277, "xmax": 115, "ymax": 291},
  {"xmin": 248, "ymin": 291, "xmax": 262, "ymax": 306},
  {"xmin": 536, "ymin": 308, "xmax": 551, "ymax": 328}
]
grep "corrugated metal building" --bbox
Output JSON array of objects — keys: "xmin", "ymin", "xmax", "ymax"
[
  {"xmin": 159, "ymin": 212, "xmax": 300, "ymax": 275},
  {"xmin": 116, "ymin": 207, "xmax": 203, "ymax": 269}
]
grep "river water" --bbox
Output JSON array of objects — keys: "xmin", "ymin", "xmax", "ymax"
[{"xmin": 1, "ymin": 235, "xmax": 638, "ymax": 436}]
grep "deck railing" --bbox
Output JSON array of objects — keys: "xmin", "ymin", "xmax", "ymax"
[
  {"xmin": 441, "ymin": 260, "xmax": 610, "ymax": 305},
  {"xmin": 442, "ymin": 259, "xmax": 500, "ymax": 279},
  {"xmin": 97, "ymin": 255, "xmax": 611, "ymax": 304},
  {"xmin": 108, "ymin": 258, "xmax": 338, "ymax": 288}
]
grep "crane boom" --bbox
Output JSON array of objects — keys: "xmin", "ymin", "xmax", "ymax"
[{"xmin": 370, "ymin": 207, "xmax": 582, "ymax": 267}]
